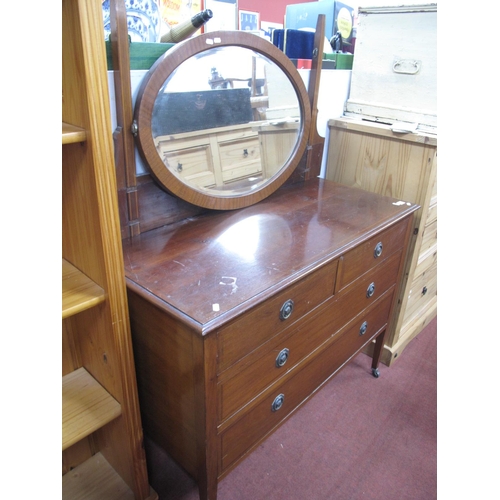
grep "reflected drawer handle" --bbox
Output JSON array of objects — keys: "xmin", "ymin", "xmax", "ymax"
[
  {"xmin": 359, "ymin": 321, "xmax": 368, "ymax": 336},
  {"xmin": 280, "ymin": 299, "xmax": 294, "ymax": 321},
  {"xmin": 275, "ymin": 348, "xmax": 290, "ymax": 368},
  {"xmin": 374, "ymin": 242, "xmax": 383, "ymax": 258},
  {"xmin": 366, "ymin": 282, "xmax": 376, "ymax": 298},
  {"xmin": 271, "ymin": 393, "xmax": 285, "ymax": 412}
]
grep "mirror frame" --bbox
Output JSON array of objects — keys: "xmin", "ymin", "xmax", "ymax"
[{"xmin": 133, "ymin": 30, "xmax": 312, "ymax": 211}]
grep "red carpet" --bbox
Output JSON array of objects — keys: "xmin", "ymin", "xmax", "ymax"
[{"xmin": 145, "ymin": 316, "xmax": 437, "ymax": 499}]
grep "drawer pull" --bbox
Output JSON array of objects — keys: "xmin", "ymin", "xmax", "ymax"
[
  {"xmin": 374, "ymin": 242, "xmax": 383, "ymax": 258},
  {"xmin": 280, "ymin": 299, "xmax": 294, "ymax": 321},
  {"xmin": 366, "ymin": 282, "xmax": 376, "ymax": 298},
  {"xmin": 422, "ymin": 286, "xmax": 428, "ymax": 296},
  {"xmin": 271, "ymin": 393, "xmax": 285, "ymax": 412},
  {"xmin": 359, "ymin": 321, "xmax": 368, "ymax": 336},
  {"xmin": 176, "ymin": 162, "xmax": 183, "ymax": 172},
  {"xmin": 275, "ymin": 348, "xmax": 290, "ymax": 368}
]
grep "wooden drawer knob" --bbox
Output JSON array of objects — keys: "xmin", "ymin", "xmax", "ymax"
[
  {"xmin": 271, "ymin": 393, "xmax": 285, "ymax": 412},
  {"xmin": 374, "ymin": 242, "xmax": 383, "ymax": 258},
  {"xmin": 366, "ymin": 282, "xmax": 376, "ymax": 298},
  {"xmin": 280, "ymin": 299, "xmax": 294, "ymax": 321},
  {"xmin": 275, "ymin": 348, "xmax": 289, "ymax": 368}
]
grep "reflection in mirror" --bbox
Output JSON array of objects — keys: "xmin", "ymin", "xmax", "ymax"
[{"xmin": 151, "ymin": 46, "xmax": 301, "ymax": 197}]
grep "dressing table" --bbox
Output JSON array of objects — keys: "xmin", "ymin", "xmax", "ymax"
[{"xmin": 113, "ymin": 27, "xmax": 419, "ymax": 500}]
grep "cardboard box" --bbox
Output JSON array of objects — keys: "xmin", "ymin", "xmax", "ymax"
[
  {"xmin": 285, "ymin": 0, "xmax": 356, "ymax": 52},
  {"xmin": 345, "ymin": 4, "xmax": 437, "ymax": 128}
]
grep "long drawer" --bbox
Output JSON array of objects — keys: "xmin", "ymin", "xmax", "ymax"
[
  {"xmin": 219, "ymin": 289, "xmax": 395, "ymax": 472},
  {"xmin": 217, "ymin": 259, "xmax": 339, "ymax": 373},
  {"xmin": 217, "ymin": 249, "xmax": 403, "ymax": 422}
]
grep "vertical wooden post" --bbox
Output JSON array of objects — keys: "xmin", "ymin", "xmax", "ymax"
[{"xmin": 109, "ymin": 0, "xmax": 141, "ymax": 237}]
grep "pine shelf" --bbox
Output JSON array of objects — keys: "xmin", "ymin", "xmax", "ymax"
[
  {"xmin": 62, "ymin": 452, "xmax": 135, "ymax": 500},
  {"xmin": 62, "ymin": 367, "xmax": 122, "ymax": 451},
  {"xmin": 62, "ymin": 121, "xmax": 87, "ymax": 144},
  {"xmin": 62, "ymin": 258, "xmax": 106, "ymax": 319}
]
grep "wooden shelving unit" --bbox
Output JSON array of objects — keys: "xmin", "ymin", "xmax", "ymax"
[{"xmin": 62, "ymin": 0, "xmax": 156, "ymax": 498}]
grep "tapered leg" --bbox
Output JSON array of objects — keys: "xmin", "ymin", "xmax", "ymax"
[{"xmin": 371, "ymin": 328, "xmax": 387, "ymax": 378}]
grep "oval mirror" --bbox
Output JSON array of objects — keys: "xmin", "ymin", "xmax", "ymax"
[{"xmin": 134, "ymin": 30, "xmax": 311, "ymax": 210}]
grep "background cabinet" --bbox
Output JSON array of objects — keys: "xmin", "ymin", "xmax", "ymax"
[
  {"xmin": 156, "ymin": 123, "xmax": 262, "ymax": 189},
  {"xmin": 325, "ymin": 117, "xmax": 437, "ymax": 365},
  {"xmin": 62, "ymin": 0, "xmax": 155, "ymax": 498}
]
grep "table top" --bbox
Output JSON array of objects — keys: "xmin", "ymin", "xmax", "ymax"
[{"xmin": 122, "ymin": 178, "xmax": 418, "ymax": 333}]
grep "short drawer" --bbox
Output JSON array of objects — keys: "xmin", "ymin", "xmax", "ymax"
[
  {"xmin": 218, "ymin": 249, "xmax": 402, "ymax": 421},
  {"xmin": 338, "ymin": 217, "xmax": 409, "ymax": 290},
  {"xmin": 219, "ymin": 290, "xmax": 394, "ymax": 472},
  {"xmin": 403, "ymin": 249, "xmax": 437, "ymax": 324},
  {"xmin": 219, "ymin": 136, "xmax": 262, "ymax": 183},
  {"xmin": 217, "ymin": 259, "xmax": 339, "ymax": 373},
  {"xmin": 163, "ymin": 145, "xmax": 216, "ymax": 188},
  {"xmin": 420, "ymin": 218, "xmax": 437, "ymax": 257}
]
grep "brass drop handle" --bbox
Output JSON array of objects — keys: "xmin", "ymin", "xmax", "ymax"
[
  {"xmin": 359, "ymin": 321, "xmax": 368, "ymax": 336},
  {"xmin": 280, "ymin": 299, "xmax": 294, "ymax": 321},
  {"xmin": 271, "ymin": 393, "xmax": 285, "ymax": 412},
  {"xmin": 374, "ymin": 242, "xmax": 383, "ymax": 258},
  {"xmin": 275, "ymin": 348, "xmax": 290, "ymax": 368},
  {"xmin": 366, "ymin": 282, "xmax": 376, "ymax": 298}
]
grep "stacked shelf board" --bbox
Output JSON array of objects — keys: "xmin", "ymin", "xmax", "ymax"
[{"xmin": 62, "ymin": 0, "xmax": 156, "ymax": 498}]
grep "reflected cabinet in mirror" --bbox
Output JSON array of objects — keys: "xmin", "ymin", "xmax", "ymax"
[{"xmin": 134, "ymin": 31, "xmax": 311, "ymax": 210}]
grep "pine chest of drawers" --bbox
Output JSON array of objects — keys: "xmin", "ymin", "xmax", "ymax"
[{"xmin": 123, "ymin": 179, "xmax": 418, "ymax": 500}]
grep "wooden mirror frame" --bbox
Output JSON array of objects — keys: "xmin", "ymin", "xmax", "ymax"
[{"xmin": 133, "ymin": 30, "xmax": 312, "ymax": 211}]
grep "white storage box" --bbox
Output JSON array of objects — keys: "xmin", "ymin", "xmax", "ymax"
[{"xmin": 345, "ymin": 3, "xmax": 437, "ymax": 130}]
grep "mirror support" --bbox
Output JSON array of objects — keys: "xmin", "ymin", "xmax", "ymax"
[
  {"xmin": 287, "ymin": 14, "xmax": 325, "ymax": 184},
  {"xmin": 306, "ymin": 14, "xmax": 326, "ymax": 180},
  {"xmin": 109, "ymin": 0, "xmax": 141, "ymax": 237}
]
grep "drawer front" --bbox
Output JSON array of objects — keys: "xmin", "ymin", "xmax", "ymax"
[
  {"xmin": 420, "ymin": 219, "xmax": 437, "ymax": 257},
  {"xmin": 426, "ymin": 201, "xmax": 437, "ymax": 226},
  {"xmin": 163, "ymin": 145, "xmax": 216, "ymax": 188},
  {"xmin": 404, "ymin": 250, "xmax": 437, "ymax": 323},
  {"xmin": 219, "ymin": 136, "xmax": 262, "ymax": 183},
  {"xmin": 219, "ymin": 290, "xmax": 394, "ymax": 472},
  {"xmin": 338, "ymin": 217, "xmax": 409, "ymax": 289},
  {"xmin": 217, "ymin": 259, "xmax": 339, "ymax": 373},
  {"xmin": 218, "ymin": 250, "xmax": 402, "ymax": 421}
]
